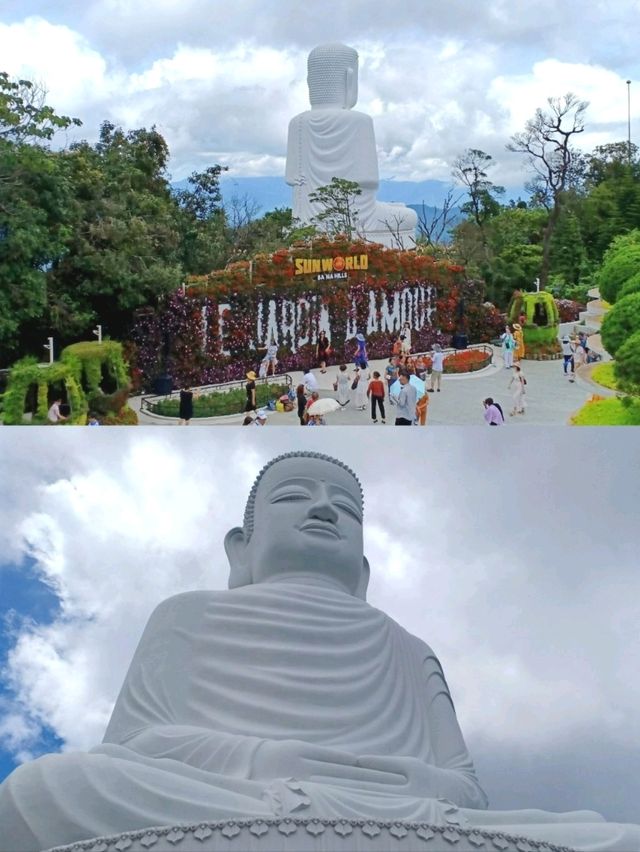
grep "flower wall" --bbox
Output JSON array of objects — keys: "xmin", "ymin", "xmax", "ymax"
[{"xmin": 131, "ymin": 239, "xmax": 499, "ymax": 389}]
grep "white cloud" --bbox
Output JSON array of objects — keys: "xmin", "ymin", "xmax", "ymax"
[{"xmin": 2, "ymin": 7, "xmax": 638, "ymax": 189}]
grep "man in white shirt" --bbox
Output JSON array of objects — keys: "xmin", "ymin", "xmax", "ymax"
[{"xmin": 303, "ymin": 368, "xmax": 319, "ymax": 394}]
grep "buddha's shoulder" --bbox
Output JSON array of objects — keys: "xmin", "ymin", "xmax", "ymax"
[{"xmin": 148, "ymin": 590, "xmax": 226, "ymax": 622}]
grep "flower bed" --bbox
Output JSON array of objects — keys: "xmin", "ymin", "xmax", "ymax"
[
  {"xmin": 413, "ymin": 348, "xmax": 492, "ymax": 374},
  {"xmin": 150, "ymin": 383, "xmax": 289, "ymax": 418},
  {"xmin": 130, "ymin": 239, "xmax": 503, "ymax": 390}
]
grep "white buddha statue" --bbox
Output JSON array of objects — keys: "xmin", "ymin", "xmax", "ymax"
[
  {"xmin": 286, "ymin": 44, "xmax": 418, "ymax": 248},
  {"xmin": 1, "ymin": 452, "xmax": 638, "ymax": 852}
]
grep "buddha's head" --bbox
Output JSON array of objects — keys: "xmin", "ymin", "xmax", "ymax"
[
  {"xmin": 307, "ymin": 43, "xmax": 358, "ymax": 109},
  {"xmin": 225, "ymin": 451, "xmax": 369, "ymax": 599}
]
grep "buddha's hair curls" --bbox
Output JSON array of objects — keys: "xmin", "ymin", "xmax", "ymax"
[{"xmin": 243, "ymin": 451, "xmax": 363, "ymax": 539}]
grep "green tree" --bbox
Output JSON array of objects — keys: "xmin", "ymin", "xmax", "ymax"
[
  {"xmin": 507, "ymin": 93, "xmax": 588, "ymax": 288},
  {"xmin": 600, "ymin": 292, "xmax": 640, "ymax": 357},
  {"xmin": 578, "ymin": 143, "xmax": 640, "ymax": 261},
  {"xmin": 308, "ymin": 177, "xmax": 362, "ymax": 239},
  {"xmin": 452, "ymin": 149, "xmax": 504, "ymax": 241},
  {"xmin": 175, "ymin": 165, "xmax": 230, "ymax": 274},
  {"xmin": 0, "ymin": 71, "xmax": 81, "ymax": 142},
  {"xmin": 46, "ymin": 122, "xmax": 183, "ymax": 341},
  {"xmin": 0, "ymin": 72, "xmax": 80, "ymax": 361}
]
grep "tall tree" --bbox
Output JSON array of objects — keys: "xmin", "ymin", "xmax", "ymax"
[
  {"xmin": 47, "ymin": 122, "xmax": 183, "ymax": 341},
  {"xmin": 175, "ymin": 165, "xmax": 229, "ymax": 274},
  {"xmin": 507, "ymin": 93, "xmax": 588, "ymax": 288},
  {"xmin": 452, "ymin": 149, "xmax": 504, "ymax": 249},
  {"xmin": 0, "ymin": 72, "xmax": 80, "ymax": 361}
]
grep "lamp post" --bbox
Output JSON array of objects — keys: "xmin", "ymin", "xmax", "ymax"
[
  {"xmin": 92, "ymin": 324, "xmax": 102, "ymax": 344},
  {"xmin": 43, "ymin": 337, "xmax": 54, "ymax": 365},
  {"xmin": 627, "ymin": 80, "xmax": 632, "ymax": 165}
]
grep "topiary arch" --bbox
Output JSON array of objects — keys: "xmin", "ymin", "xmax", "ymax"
[
  {"xmin": 508, "ymin": 291, "xmax": 560, "ymax": 356},
  {"xmin": 61, "ymin": 340, "xmax": 130, "ymax": 396},
  {"xmin": 2, "ymin": 357, "xmax": 88, "ymax": 425}
]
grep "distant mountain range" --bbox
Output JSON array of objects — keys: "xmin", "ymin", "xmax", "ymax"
[
  {"xmin": 172, "ymin": 175, "xmax": 466, "ymax": 237},
  {"xmin": 172, "ymin": 175, "xmax": 465, "ymax": 213}
]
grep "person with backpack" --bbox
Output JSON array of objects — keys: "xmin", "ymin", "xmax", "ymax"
[{"xmin": 483, "ymin": 398, "xmax": 505, "ymax": 425}]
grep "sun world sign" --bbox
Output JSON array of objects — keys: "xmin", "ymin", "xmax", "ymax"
[{"xmin": 294, "ymin": 253, "xmax": 369, "ymax": 281}]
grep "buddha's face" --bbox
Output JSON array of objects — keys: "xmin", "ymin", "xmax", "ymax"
[{"xmin": 227, "ymin": 457, "xmax": 368, "ymax": 598}]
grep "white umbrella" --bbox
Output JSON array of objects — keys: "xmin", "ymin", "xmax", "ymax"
[
  {"xmin": 308, "ymin": 397, "xmax": 341, "ymax": 416},
  {"xmin": 390, "ymin": 375, "xmax": 426, "ymax": 400}
]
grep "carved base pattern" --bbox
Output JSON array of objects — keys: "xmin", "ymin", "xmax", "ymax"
[{"xmin": 46, "ymin": 818, "xmax": 578, "ymax": 852}]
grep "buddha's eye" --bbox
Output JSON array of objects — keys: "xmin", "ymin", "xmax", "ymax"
[
  {"xmin": 271, "ymin": 491, "xmax": 309, "ymax": 503},
  {"xmin": 334, "ymin": 501, "xmax": 362, "ymax": 521}
]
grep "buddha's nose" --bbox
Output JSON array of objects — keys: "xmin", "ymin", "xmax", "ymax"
[{"xmin": 308, "ymin": 486, "xmax": 338, "ymax": 523}]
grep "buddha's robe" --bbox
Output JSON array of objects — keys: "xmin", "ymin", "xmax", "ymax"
[
  {"xmin": 286, "ymin": 109, "xmax": 417, "ymax": 246},
  {"xmin": 1, "ymin": 583, "xmax": 639, "ymax": 852}
]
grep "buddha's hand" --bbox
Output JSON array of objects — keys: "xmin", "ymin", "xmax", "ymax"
[
  {"xmin": 250, "ymin": 739, "xmax": 360, "ymax": 782},
  {"xmin": 351, "ymin": 754, "xmax": 441, "ymax": 797},
  {"xmin": 250, "ymin": 740, "xmax": 420, "ymax": 795}
]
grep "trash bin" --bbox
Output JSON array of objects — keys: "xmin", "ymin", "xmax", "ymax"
[
  {"xmin": 451, "ymin": 333, "xmax": 468, "ymax": 350},
  {"xmin": 153, "ymin": 375, "xmax": 173, "ymax": 395}
]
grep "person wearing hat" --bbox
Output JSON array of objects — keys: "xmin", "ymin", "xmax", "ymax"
[
  {"xmin": 560, "ymin": 335, "xmax": 575, "ymax": 381},
  {"xmin": 512, "ymin": 323, "xmax": 525, "ymax": 362},
  {"xmin": 354, "ymin": 332, "xmax": 368, "ymax": 369},
  {"xmin": 254, "ymin": 409, "xmax": 268, "ymax": 425},
  {"xmin": 245, "ymin": 371, "xmax": 257, "ymax": 413}
]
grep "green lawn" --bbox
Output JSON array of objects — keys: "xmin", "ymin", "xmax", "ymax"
[
  {"xmin": 151, "ymin": 383, "xmax": 289, "ymax": 418},
  {"xmin": 571, "ymin": 396, "xmax": 640, "ymax": 425},
  {"xmin": 590, "ymin": 362, "xmax": 619, "ymax": 391}
]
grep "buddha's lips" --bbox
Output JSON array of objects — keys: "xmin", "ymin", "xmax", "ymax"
[{"xmin": 300, "ymin": 521, "xmax": 341, "ymax": 539}]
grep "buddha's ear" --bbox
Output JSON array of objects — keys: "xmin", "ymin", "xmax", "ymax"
[
  {"xmin": 224, "ymin": 527, "xmax": 252, "ymax": 589},
  {"xmin": 355, "ymin": 556, "xmax": 370, "ymax": 600},
  {"xmin": 345, "ymin": 66, "xmax": 357, "ymax": 109}
]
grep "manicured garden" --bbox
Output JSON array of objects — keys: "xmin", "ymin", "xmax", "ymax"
[
  {"xmin": 149, "ymin": 383, "xmax": 289, "ymax": 418},
  {"xmin": 571, "ymin": 395, "xmax": 640, "ymax": 426}
]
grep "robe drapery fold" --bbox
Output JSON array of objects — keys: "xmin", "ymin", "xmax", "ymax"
[{"xmin": 2, "ymin": 583, "xmax": 639, "ymax": 851}]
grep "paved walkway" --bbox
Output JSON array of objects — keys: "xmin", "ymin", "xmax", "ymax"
[{"xmin": 132, "ymin": 320, "xmax": 612, "ymax": 427}]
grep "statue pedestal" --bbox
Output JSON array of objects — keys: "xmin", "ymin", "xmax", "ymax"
[{"xmin": 47, "ymin": 818, "xmax": 577, "ymax": 852}]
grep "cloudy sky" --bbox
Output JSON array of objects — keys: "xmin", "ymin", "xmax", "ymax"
[
  {"xmin": 1, "ymin": 0, "xmax": 638, "ymax": 191},
  {"xmin": 0, "ymin": 428, "xmax": 638, "ymax": 825}
]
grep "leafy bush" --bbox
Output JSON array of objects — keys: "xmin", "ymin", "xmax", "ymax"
[
  {"xmin": 100, "ymin": 406, "xmax": 138, "ymax": 425},
  {"xmin": 614, "ymin": 330, "xmax": 640, "ymax": 393},
  {"xmin": 555, "ymin": 299, "xmax": 585, "ymax": 323},
  {"xmin": 619, "ymin": 271, "xmax": 640, "ymax": 299},
  {"xmin": 151, "ymin": 383, "xmax": 289, "ymax": 418},
  {"xmin": 88, "ymin": 386, "xmax": 132, "ymax": 417},
  {"xmin": 597, "ymin": 230, "xmax": 640, "ymax": 303},
  {"xmin": 522, "ymin": 325, "xmax": 560, "ymax": 356},
  {"xmin": 600, "ymin": 293, "xmax": 640, "ymax": 357}
]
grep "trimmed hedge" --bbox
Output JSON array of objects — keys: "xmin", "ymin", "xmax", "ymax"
[
  {"xmin": 150, "ymin": 383, "xmax": 290, "ymax": 418},
  {"xmin": 597, "ymin": 230, "xmax": 640, "ymax": 303},
  {"xmin": 3, "ymin": 357, "xmax": 88, "ymax": 425},
  {"xmin": 61, "ymin": 340, "xmax": 129, "ymax": 395},
  {"xmin": 601, "ymin": 293, "xmax": 640, "ymax": 358},
  {"xmin": 614, "ymin": 330, "xmax": 640, "ymax": 393}
]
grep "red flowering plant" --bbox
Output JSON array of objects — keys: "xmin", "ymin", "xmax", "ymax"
[{"xmin": 130, "ymin": 242, "xmax": 496, "ymax": 387}]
